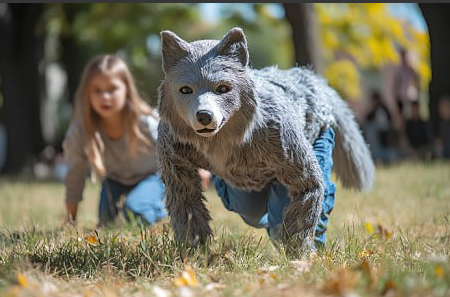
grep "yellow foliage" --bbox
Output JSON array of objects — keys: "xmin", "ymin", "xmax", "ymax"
[
  {"xmin": 315, "ymin": 3, "xmax": 431, "ymax": 94},
  {"xmin": 324, "ymin": 59, "xmax": 361, "ymax": 100},
  {"xmin": 323, "ymin": 31, "xmax": 339, "ymax": 51}
]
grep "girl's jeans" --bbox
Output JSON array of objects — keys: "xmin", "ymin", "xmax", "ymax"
[
  {"xmin": 98, "ymin": 173, "xmax": 167, "ymax": 226},
  {"xmin": 213, "ymin": 128, "xmax": 336, "ymax": 249}
]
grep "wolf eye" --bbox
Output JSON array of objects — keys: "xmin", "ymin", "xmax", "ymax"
[
  {"xmin": 216, "ymin": 85, "xmax": 231, "ymax": 94},
  {"xmin": 180, "ymin": 86, "xmax": 193, "ymax": 94}
]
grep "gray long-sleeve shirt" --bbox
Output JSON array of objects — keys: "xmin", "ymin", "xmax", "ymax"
[{"xmin": 63, "ymin": 114, "xmax": 160, "ymax": 204}]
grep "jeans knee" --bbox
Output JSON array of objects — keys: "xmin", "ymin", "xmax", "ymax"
[
  {"xmin": 123, "ymin": 197, "xmax": 167, "ymax": 225},
  {"xmin": 241, "ymin": 213, "xmax": 266, "ymax": 228}
]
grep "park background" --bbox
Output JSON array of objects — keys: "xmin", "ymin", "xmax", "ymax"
[
  {"xmin": 0, "ymin": 3, "xmax": 450, "ymax": 297},
  {"xmin": 1, "ymin": 3, "xmax": 449, "ymax": 174}
]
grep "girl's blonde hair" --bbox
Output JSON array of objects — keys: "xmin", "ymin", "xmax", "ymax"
[{"xmin": 73, "ymin": 54, "xmax": 155, "ymax": 177}]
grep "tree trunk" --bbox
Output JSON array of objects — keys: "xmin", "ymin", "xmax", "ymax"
[
  {"xmin": 0, "ymin": 3, "xmax": 45, "ymax": 173},
  {"xmin": 283, "ymin": 3, "xmax": 323, "ymax": 73},
  {"xmin": 60, "ymin": 4, "xmax": 90, "ymax": 106},
  {"xmin": 418, "ymin": 4, "xmax": 450, "ymax": 140}
]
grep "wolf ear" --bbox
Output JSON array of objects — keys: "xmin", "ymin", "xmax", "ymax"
[
  {"xmin": 160, "ymin": 30, "xmax": 191, "ymax": 73},
  {"xmin": 215, "ymin": 27, "xmax": 249, "ymax": 67}
]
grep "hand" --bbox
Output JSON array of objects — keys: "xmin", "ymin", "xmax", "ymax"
[
  {"xmin": 63, "ymin": 202, "xmax": 78, "ymax": 227},
  {"xmin": 198, "ymin": 168, "xmax": 212, "ymax": 191},
  {"xmin": 62, "ymin": 215, "xmax": 77, "ymax": 227}
]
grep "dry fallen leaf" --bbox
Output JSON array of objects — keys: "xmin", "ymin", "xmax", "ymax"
[
  {"xmin": 381, "ymin": 278, "xmax": 396, "ymax": 296},
  {"xmin": 16, "ymin": 273, "xmax": 28, "ymax": 288},
  {"xmin": 322, "ymin": 268, "xmax": 360, "ymax": 295},
  {"xmin": 173, "ymin": 265, "xmax": 199, "ymax": 288},
  {"xmin": 86, "ymin": 234, "xmax": 98, "ymax": 245},
  {"xmin": 365, "ymin": 221, "xmax": 393, "ymax": 240},
  {"xmin": 434, "ymin": 264, "xmax": 445, "ymax": 278},
  {"xmin": 358, "ymin": 249, "xmax": 374, "ymax": 260},
  {"xmin": 290, "ymin": 260, "xmax": 312, "ymax": 273},
  {"xmin": 376, "ymin": 223, "xmax": 393, "ymax": 239}
]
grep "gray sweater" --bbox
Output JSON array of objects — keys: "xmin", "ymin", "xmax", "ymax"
[{"xmin": 63, "ymin": 114, "xmax": 159, "ymax": 203}]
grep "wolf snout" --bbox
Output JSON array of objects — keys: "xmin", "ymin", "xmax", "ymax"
[{"xmin": 196, "ymin": 110, "xmax": 214, "ymax": 126}]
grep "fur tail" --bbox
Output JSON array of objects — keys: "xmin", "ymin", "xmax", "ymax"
[{"xmin": 332, "ymin": 98, "xmax": 375, "ymax": 191}]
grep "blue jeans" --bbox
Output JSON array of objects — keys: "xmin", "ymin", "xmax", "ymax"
[
  {"xmin": 213, "ymin": 128, "xmax": 336, "ymax": 249},
  {"xmin": 98, "ymin": 173, "xmax": 167, "ymax": 226}
]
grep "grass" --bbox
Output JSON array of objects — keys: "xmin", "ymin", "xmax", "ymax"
[{"xmin": 0, "ymin": 161, "xmax": 449, "ymax": 296}]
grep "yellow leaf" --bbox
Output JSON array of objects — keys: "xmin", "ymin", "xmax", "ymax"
[
  {"xmin": 365, "ymin": 222, "xmax": 374, "ymax": 234},
  {"xmin": 269, "ymin": 272, "xmax": 278, "ymax": 282},
  {"xmin": 358, "ymin": 249, "xmax": 374, "ymax": 260},
  {"xmin": 435, "ymin": 264, "xmax": 445, "ymax": 277},
  {"xmin": 16, "ymin": 273, "xmax": 28, "ymax": 288},
  {"xmin": 174, "ymin": 266, "xmax": 198, "ymax": 288},
  {"xmin": 173, "ymin": 277, "xmax": 187, "ymax": 287},
  {"xmin": 86, "ymin": 235, "xmax": 98, "ymax": 245}
]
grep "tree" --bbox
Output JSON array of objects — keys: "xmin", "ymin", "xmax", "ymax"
[
  {"xmin": 0, "ymin": 3, "xmax": 205, "ymax": 174},
  {"xmin": 283, "ymin": 3, "xmax": 323, "ymax": 73},
  {"xmin": 0, "ymin": 3, "xmax": 46, "ymax": 173},
  {"xmin": 419, "ymin": 4, "xmax": 450, "ymax": 141},
  {"xmin": 314, "ymin": 3, "xmax": 430, "ymax": 102}
]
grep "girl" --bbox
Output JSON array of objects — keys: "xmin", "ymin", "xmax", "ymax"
[{"xmin": 63, "ymin": 54, "xmax": 167, "ymax": 227}]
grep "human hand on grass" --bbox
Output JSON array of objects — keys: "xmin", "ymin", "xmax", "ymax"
[{"xmin": 62, "ymin": 202, "xmax": 78, "ymax": 227}]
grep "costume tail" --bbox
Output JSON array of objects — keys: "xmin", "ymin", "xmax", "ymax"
[{"xmin": 332, "ymin": 98, "xmax": 375, "ymax": 191}]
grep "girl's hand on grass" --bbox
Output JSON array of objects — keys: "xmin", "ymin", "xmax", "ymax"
[{"xmin": 63, "ymin": 202, "xmax": 78, "ymax": 227}]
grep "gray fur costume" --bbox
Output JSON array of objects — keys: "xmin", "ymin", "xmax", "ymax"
[{"xmin": 157, "ymin": 27, "xmax": 375, "ymax": 252}]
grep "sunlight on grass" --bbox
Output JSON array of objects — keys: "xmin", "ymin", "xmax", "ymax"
[{"xmin": 0, "ymin": 161, "xmax": 449, "ymax": 296}]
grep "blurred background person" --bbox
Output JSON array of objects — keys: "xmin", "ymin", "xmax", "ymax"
[
  {"xmin": 393, "ymin": 48, "xmax": 420, "ymax": 120},
  {"xmin": 435, "ymin": 95, "xmax": 450, "ymax": 159},
  {"xmin": 363, "ymin": 90, "xmax": 397, "ymax": 164},
  {"xmin": 405, "ymin": 100, "xmax": 432, "ymax": 160}
]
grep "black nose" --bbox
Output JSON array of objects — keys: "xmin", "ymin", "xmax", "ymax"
[{"xmin": 196, "ymin": 110, "xmax": 213, "ymax": 126}]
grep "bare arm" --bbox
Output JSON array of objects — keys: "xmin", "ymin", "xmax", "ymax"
[
  {"xmin": 65, "ymin": 202, "xmax": 78, "ymax": 225},
  {"xmin": 62, "ymin": 121, "xmax": 89, "ymax": 225}
]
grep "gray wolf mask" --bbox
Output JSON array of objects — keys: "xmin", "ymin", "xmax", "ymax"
[{"xmin": 157, "ymin": 27, "xmax": 375, "ymax": 254}]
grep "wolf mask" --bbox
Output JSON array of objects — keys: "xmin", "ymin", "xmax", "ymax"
[{"xmin": 157, "ymin": 27, "xmax": 375, "ymax": 253}]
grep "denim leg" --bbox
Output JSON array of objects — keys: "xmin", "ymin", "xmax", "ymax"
[
  {"xmin": 123, "ymin": 174, "xmax": 168, "ymax": 225},
  {"xmin": 99, "ymin": 179, "xmax": 131, "ymax": 226},
  {"xmin": 212, "ymin": 128, "xmax": 336, "ymax": 249},
  {"xmin": 213, "ymin": 175, "xmax": 271, "ymax": 228},
  {"xmin": 265, "ymin": 128, "xmax": 336, "ymax": 248},
  {"xmin": 266, "ymin": 182, "xmax": 291, "ymax": 241},
  {"xmin": 312, "ymin": 128, "xmax": 336, "ymax": 248}
]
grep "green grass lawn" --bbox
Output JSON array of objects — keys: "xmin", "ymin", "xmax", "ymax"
[{"xmin": 0, "ymin": 161, "xmax": 449, "ymax": 296}]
